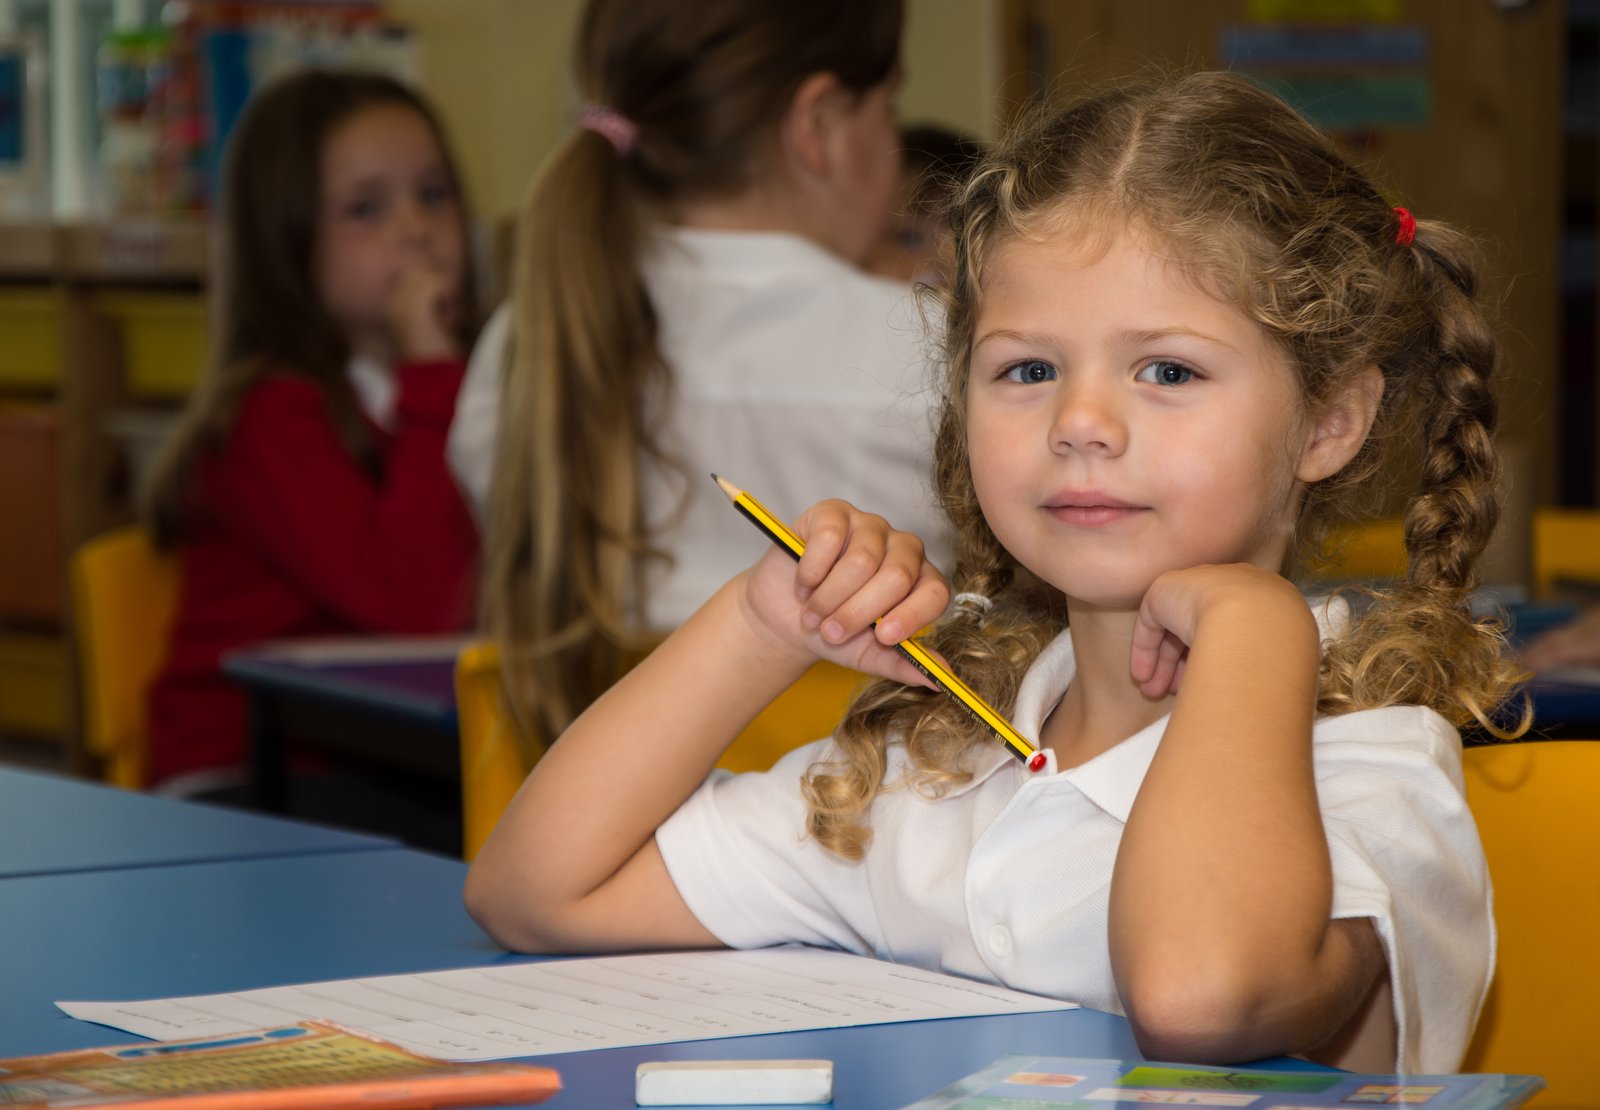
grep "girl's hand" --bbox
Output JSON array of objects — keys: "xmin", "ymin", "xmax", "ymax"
[
  {"xmin": 740, "ymin": 499, "xmax": 948, "ymax": 690},
  {"xmin": 1521, "ymin": 605, "xmax": 1600, "ymax": 671},
  {"xmin": 1130, "ymin": 564, "xmax": 1312, "ymax": 699},
  {"xmin": 386, "ymin": 260, "xmax": 461, "ymax": 362}
]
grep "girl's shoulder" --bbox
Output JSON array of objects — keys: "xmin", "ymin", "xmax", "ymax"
[
  {"xmin": 1311, "ymin": 702, "xmax": 1464, "ymax": 793},
  {"xmin": 232, "ymin": 360, "xmax": 330, "ymax": 413}
]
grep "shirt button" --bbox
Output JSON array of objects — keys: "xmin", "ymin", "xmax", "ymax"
[{"xmin": 987, "ymin": 924, "xmax": 1013, "ymax": 958}]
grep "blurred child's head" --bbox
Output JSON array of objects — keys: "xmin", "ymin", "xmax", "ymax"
[
  {"xmin": 145, "ymin": 70, "xmax": 477, "ymax": 547},
  {"xmin": 866, "ymin": 123, "xmax": 984, "ymax": 283},
  {"xmin": 573, "ymin": 0, "xmax": 904, "ymax": 264},
  {"xmin": 217, "ymin": 69, "xmax": 476, "ymax": 374},
  {"xmin": 934, "ymin": 71, "xmax": 1500, "ymax": 598}
]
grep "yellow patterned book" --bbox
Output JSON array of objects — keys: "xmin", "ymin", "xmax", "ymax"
[{"xmin": 0, "ymin": 1021, "xmax": 560, "ymax": 1108}]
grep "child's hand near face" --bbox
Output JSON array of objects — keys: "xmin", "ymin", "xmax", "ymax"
[
  {"xmin": 1129, "ymin": 564, "xmax": 1317, "ymax": 699},
  {"xmin": 386, "ymin": 260, "xmax": 462, "ymax": 363},
  {"xmin": 739, "ymin": 499, "xmax": 947, "ymax": 692}
]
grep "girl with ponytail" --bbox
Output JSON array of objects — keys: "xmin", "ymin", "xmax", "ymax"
[{"xmin": 456, "ymin": 0, "xmax": 950, "ymax": 746}]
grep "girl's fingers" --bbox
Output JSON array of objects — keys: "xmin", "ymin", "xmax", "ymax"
[
  {"xmin": 791, "ymin": 501, "xmax": 855, "ymax": 600},
  {"xmin": 809, "ymin": 532, "xmax": 928, "ymax": 643},
  {"xmin": 1140, "ymin": 631, "xmax": 1186, "ymax": 699},
  {"xmin": 873, "ymin": 561, "xmax": 949, "ymax": 646}
]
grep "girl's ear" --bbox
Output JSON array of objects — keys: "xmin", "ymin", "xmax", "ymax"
[
  {"xmin": 1295, "ymin": 365, "xmax": 1385, "ymax": 483},
  {"xmin": 778, "ymin": 71, "xmax": 847, "ymax": 181}
]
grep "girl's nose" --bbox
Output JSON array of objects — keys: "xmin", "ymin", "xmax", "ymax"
[{"xmin": 1049, "ymin": 379, "xmax": 1128, "ymax": 456}]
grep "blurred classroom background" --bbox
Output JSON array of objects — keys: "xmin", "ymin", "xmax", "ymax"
[{"xmin": 0, "ymin": 0, "xmax": 1591, "ymax": 783}]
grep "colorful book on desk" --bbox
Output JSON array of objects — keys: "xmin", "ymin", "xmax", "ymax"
[
  {"xmin": 0, "ymin": 1020, "xmax": 559, "ymax": 1108},
  {"xmin": 901, "ymin": 1056, "xmax": 1542, "ymax": 1110}
]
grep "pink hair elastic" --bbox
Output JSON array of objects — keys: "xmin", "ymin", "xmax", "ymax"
[
  {"xmin": 1393, "ymin": 206, "xmax": 1417, "ymax": 247},
  {"xmin": 578, "ymin": 103, "xmax": 638, "ymax": 156}
]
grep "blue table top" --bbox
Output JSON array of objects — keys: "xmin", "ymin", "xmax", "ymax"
[
  {"xmin": 1, "ymin": 849, "xmax": 507, "ymax": 1058},
  {"xmin": 0, "ymin": 766, "xmax": 396, "ymax": 878},
  {"xmin": 3, "ymin": 846, "xmax": 1322, "ymax": 1108}
]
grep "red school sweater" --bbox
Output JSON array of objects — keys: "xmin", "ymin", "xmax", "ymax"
[{"xmin": 145, "ymin": 359, "xmax": 479, "ymax": 787}]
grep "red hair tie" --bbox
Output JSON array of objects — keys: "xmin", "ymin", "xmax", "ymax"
[{"xmin": 1393, "ymin": 206, "xmax": 1417, "ymax": 247}]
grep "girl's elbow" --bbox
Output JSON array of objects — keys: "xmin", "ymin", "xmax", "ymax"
[
  {"xmin": 463, "ymin": 859, "xmax": 564, "ymax": 954},
  {"xmin": 1119, "ymin": 967, "xmax": 1274, "ymax": 1065}
]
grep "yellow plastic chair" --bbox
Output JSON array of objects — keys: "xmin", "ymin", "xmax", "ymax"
[
  {"xmin": 1531, "ymin": 507, "xmax": 1600, "ymax": 601},
  {"xmin": 454, "ymin": 643, "xmax": 861, "ymax": 860},
  {"xmin": 1310, "ymin": 517, "xmax": 1407, "ymax": 583},
  {"xmin": 1460, "ymin": 740, "xmax": 1600, "ymax": 1106},
  {"xmin": 455, "ymin": 641, "xmax": 535, "ymax": 861},
  {"xmin": 69, "ymin": 525, "xmax": 180, "ymax": 789}
]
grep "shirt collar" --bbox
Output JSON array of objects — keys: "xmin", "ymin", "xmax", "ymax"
[
  {"xmin": 928, "ymin": 594, "xmax": 1351, "ymax": 820},
  {"xmin": 347, "ymin": 355, "xmax": 396, "ymax": 431}
]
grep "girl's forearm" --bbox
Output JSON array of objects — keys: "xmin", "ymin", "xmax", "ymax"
[
  {"xmin": 466, "ymin": 576, "xmax": 811, "ymax": 940},
  {"xmin": 1109, "ymin": 595, "xmax": 1357, "ymax": 1060}
]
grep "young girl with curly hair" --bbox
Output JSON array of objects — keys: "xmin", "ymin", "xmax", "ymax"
[{"xmin": 466, "ymin": 72, "xmax": 1524, "ymax": 1074}]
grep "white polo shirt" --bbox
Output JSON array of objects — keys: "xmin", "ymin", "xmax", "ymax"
[
  {"xmin": 448, "ymin": 227, "xmax": 952, "ymax": 628},
  {"xmin": 656, "ymin": 600, "xmax": 1493, "ymax": 1073}
]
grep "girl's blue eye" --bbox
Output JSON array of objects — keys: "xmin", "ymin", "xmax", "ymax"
[
  {"xmin": 1004, "ymin": 359, "xmax": 1057, "ymax": 384},
  {"xmin": 1136, "ymin": 360, "xmax": 1195, "ymax": 386},
  {"xmin": 345, "ymin": 197, "xmax": 381, "ymax": 220}
]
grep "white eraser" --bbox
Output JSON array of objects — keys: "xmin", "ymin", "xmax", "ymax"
[{"xmin": 635, "ymin": 1059, "xmax": 834, "ymax": 1106}]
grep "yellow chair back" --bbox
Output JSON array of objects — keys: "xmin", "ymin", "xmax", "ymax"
[
  {"xmin": 712, "ymin": 660, "xmax": 862, "ymax": 774},
  {"xmin": 69, "ymin": 526, "xmax": 180, "ymax": 788},
  {"xmin": 454, "ymin": 641, "xmax": 535, "ymax": 861},
  {"xmin": 1460, "ymin": 740, "xmax": 1600, "ymax": 1105},
  {"xmin": 453, "ymin": 643, "xmax": 861, "ymax": 860},
  {"xmin": 1531, "ymin": 507, "xmax": 1600, "ymax": 601}
]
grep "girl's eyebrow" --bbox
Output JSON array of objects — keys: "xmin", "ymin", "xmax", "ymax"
[
  {"xmin": 972, "ymin": 328, "xmax": 1054, "ymax": 349},
  {"xmin": 974, "ymin": 326, "xmax": 1242, "ymax": 355},
  {"xmin": 1121, "ymin": 326, "xmax": 1241, "ymax": 354}
]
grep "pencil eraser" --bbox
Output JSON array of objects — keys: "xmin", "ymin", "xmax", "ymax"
[{"xmin": 635, "ymin": 1059, "xmax": 833, "ymax": 1105}]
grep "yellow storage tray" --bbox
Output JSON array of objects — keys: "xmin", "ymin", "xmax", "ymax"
[
  {"xmin": 0, "ymin": 630, "xmax": 68, "ymax": 737},
  {"xmin": 93, "ymin": 291, "xmax": 210, "ymax": 399},
  {"xmin": 0, "ymin": 289, "xmax": 62, "ymax": 389}
]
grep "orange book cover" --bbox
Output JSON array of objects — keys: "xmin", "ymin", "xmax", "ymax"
[{"xmin": 0, "ymin": 1020, "xmax": 560, "ymax": 1108}]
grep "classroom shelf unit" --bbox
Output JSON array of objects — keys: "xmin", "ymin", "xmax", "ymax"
[{"xmin": 0, "ymin": 218, "xmax": 208, "ymax": 762}]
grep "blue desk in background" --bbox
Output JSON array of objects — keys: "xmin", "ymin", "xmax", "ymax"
[
  {"xmin": 221, "ymin": 639, "xmax": 462, "ymax": 814},
  {"xmin": 0, "ymin": 766, "xmax": 393, "ymax": 879}
]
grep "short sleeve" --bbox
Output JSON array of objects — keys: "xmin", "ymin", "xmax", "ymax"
[
  {"xmin": 655, "ymin": 739, "xmax": 880, "ymax": 954},
  {"xmin": 1313, "ymin": 706, "xmax": 1492, "ymax": 1073}
]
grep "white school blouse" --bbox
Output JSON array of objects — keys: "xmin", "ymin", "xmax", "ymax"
[
  {"xmin": 447, "ymin": 227, "xmax": 951, "ymax": 629},
  {"xmin": 656, "ymin": 599, "xmax": 1493, "ymax": 1074}
]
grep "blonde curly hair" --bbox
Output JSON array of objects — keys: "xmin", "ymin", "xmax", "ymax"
[{"xmin": 804, "ymin": 71, "xmax": 1528, "ymax": 860}]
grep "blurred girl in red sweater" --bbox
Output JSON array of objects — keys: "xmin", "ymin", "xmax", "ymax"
[{"xmin": 142, "ymin": 70, "xmax": 479, "ymax": 794}]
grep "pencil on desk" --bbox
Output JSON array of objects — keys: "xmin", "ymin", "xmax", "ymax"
[{"xmin": 713, "ymin": 474, "xmax": 1047, "ymax": 773}]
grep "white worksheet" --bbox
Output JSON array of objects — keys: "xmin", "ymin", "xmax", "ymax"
[{"xmin": 59, "ymin": 947, "xmax": 1076, "ymax": 1061}]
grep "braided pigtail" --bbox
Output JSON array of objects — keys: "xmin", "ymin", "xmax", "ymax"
[{"xmin": 1317, "ymin": 223, "xmax": 1528, "ymax": 733}]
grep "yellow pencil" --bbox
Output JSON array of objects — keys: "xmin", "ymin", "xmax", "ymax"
[{"xmin": 713, "ymin": 474, "xmax": 1047, "ymax": 773}]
